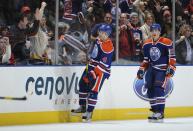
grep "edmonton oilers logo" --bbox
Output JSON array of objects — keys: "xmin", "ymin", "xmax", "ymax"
[
  {"xmin": 133, "ymin": 77, "xmax": 174, "ymax": 101},
  {"xmin": 150, "ymin": 47, "xmax": 161, "ymax": 61}
]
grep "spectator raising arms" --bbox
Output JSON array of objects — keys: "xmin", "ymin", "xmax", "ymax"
[
  {"xmin": 29, "ymin": 2, "xmax": 52, "ymax": 65},
  {"xmin": 9, "ymin": 8, "xmax": 40, "ymax": 65}
]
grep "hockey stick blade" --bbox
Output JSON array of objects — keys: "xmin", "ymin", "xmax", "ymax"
[{"xmin": 0, "ymin": 96, "xmax": 27, "ymax": 101}]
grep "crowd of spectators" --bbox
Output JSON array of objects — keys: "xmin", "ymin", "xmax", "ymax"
[
  {"xmin": 175, "ymin": 0, "xmax": 193, "ymax": 64},
  {"xmin": 0, "ymin": 0, "xmax": 193, "ymax": 65}
]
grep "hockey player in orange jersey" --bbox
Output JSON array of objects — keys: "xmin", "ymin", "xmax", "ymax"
[{"xmin": 71, "ymin": 24, "xmax": 114, "ymax": 122}]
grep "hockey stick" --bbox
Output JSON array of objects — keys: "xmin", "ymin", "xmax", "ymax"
[{"xmin": 0, "ymin": 96, "xmax": 27, "ymax": 101}]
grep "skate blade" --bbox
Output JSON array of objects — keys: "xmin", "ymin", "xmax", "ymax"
[
  {"xmin": 150, "ymin": 119, "xmax": 164, "ymax": 123},
  {"xmin": 82, "ymin": 119, "xmax": 91, "ymax": 123},
  {"xmin": 148, "ymin": 119, "xmax": 153, "ymax": 123}
]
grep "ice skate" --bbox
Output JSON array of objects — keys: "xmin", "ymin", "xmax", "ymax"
[
  {"xmin": 148, "ymin": 109, "xmax": 156, "ymax": 122},
  {"xmin": 150, "ymin": 112, "xmax": 164, "ymax": 123},
  {"xmin": 71, "ymin": 105, "xmax": 86, "ymax": 116},
  {"xmin": 148, "ymin": 112, "xmax": 156, "ymax": 122},
  {"xmin": 82, "ymin": 111, "xmax": 93, "ymax": 122}
]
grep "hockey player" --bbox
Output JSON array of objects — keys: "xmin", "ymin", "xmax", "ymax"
[
  {"xmin": 137, "ymin": 23, "xmax": 176, "ymax": 122},
  {"xmin": 71, "ymin": 24, "xmax": 114, "ymax": 122}
]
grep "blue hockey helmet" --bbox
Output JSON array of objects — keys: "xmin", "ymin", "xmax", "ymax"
[
  {"xmin": 150, "ymin": 23, "xmax": 161, "ymax": 32},
  {"xmin": 98, "ymin": 24, "xmax": 112, "ymax": 37}
]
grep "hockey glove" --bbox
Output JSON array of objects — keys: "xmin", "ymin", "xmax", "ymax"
[
  {"xmin": 83, "ymin": 70, "xmax": 96, "ymax": 84},
  {"xmin": 83, "ymin": 75, "xmax": 89, "ymax": 84},
  {"xmin": 166, "ymin": 66, "xmax": 175, "ymax": 77},
  {"xmin": 137, "ymin": 69, "xmax": 145, "ymax": 79},
  {"xmin": 88, "ymin": 70, "xmax": 97, "ymax": 81}
]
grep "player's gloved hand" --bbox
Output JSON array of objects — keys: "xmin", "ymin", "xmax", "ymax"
[
  {"xmin": 166, "ymin": 66, "xmax": 175, "ymax": 77},
  {"xmin": 83, "ymin": 70, "xmax": 96, "ymax": 84},
  {"xmin": 137, "ymin": 69, "xmax": 144, "ymax": 79},
  {"xmin": 83, "ymin": 75, "xmax": 89, "ymax": 84},
  {"xmin": 88, "ymin": 70, "xmax": 96, "ymax": 82}
]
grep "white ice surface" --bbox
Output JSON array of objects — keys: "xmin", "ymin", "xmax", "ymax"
[{"xmin": 1, "ymin": 117, "xmax": 193, "ymax": 131}]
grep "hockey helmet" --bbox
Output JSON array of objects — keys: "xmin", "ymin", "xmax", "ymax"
[
  {"xmin": 150, "ymin": 23, "xmax": 161, "ymax": 32},
  {"xmin": 98, "ymin": 24, "xmax": 112, "ymax": 37}
]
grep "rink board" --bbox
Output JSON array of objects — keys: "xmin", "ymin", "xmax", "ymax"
[
  {"xmin": 0, "ymin": 66, "xmax": 193, "ymax": 125},
  {"xmin": 0, "ymin": 106, "xmax": 193, "ymax": 126}
]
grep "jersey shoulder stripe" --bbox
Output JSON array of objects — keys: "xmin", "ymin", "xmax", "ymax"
[
  {"xmin": 158, "ymin": 37, "xmax": 172, "ymax": 46},
  {"xmin": 143, "ymin": 38, "xmax": 152, "ymax": 47},
  {"xmin": 100, "ymin": 39, "xmax": 114, "ymax": 53}
]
